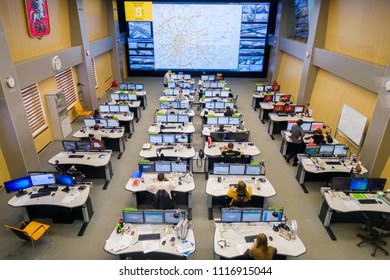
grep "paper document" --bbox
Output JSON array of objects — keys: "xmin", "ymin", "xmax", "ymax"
[
  {"xmin": 142, "ymin": 240, "xmax": 159, "ymax": 254},
  {"xmin": 236, "ymin": 243, "xmax": 251, "ymax": 255},
  {"xmin": 212, "ymin": 184, "xmax": 226, "ymax": 190},
  {"xmin": 14, "ymin": 195, "xmax": 30, "ymax": 206},
  {"xmin": 302, "ymin": 158, "xmax": 314, "ymax": 166},
  {"xmin": 343, "ymin": 200, "xmax": 361, "ymax": 210}
]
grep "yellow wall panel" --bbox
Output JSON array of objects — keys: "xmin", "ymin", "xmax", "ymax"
[
  {"xmin": 381, "ymin": 157, "xmax": 390, "ymax": 191},
  {"xmin": 84, "ymin": 0, "xmax": 108, "ymax": 41},
  {"xmin": 2, "ymin": 0, "xmax": 71, "ymax": 62},
  {"xmin": 0, "ymin": 146, "xmax": 11, "ymax": 188},
  {"xmin": 276, "ymin": 53, "xmax": 303, "ymax": 102},
  {"xmin": 326, "ymin": 0, "xmax": 390, "ymax": 66},
  {"xmin": 95, "ymin": 52, "xmax": 113, "ymax": 99}
]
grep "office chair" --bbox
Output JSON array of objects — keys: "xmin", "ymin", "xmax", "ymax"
[
  {"xmin": 152, "ymin": 189, "xmax": 175, "ymax": 210},
  {"xmin": 4, "ymin": 219, "xmax": 53, "ymax": 259},
  {"xmin": 356, "ymin": 214, "xmax": 390, "ymax": 257},
  {"xmin": 74, "ymin": 102, "xmax": 92, "ymax": 116}
]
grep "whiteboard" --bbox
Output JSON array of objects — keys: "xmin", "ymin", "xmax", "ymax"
[{"xmin": 337, "ymin": 104, "xmax": 367, "ymax": 147}]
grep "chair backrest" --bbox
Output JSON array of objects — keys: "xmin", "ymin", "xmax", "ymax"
[
  {"xmin": 4, "ymin": 225, "xmax": 30, "ymax": 241},
  {"xmin": 152, "ymin": 189, "xmax": 174, "ymax": 210}
]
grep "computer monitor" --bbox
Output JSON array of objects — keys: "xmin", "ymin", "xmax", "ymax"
[
  {"xmin": 349, "ymin": 178, "xmax": 368, "ymax": 191},
  {"xmin": 4, "ymin": 176, "xmax": 32, "ymax": 196},
  {"xmin": 241, "ymin": 209, "xmax": 263, "ymax": 222},
  {"xmin": 229, "ymin": 164, "xmax": 246, "ymax": 175},
  {"xmin": 301, "ymin": 122, "xmax": 312, "ymax": 132},
  {"xmin": 220, "ymin": 91, "xmax": 230, "ymax": 98},
  {"xmin": 90, "ymin": 140, "xmax": 106, "ymax": 151},
  {"xmin": 262, "ymin": 209, "xmax": 283, "ymax": 222},
  {"xmin": 263, "ymin": 94, "xmax": 273, "ymax": 102},
  {"xmin": 201, "ymin": 75, "xmax": 208, "ymax": 81},
  {"xmin": 330, "ymin": 177, "xmax": 351, "ymax": 191},
  {"xmin": 264, "ymin": 85, "xmax": 273, "ymax": 92},
  {"xmin": 217, "ymin": 82, "xmax": 225, "ymax": 88},
  {"xmin": 161, "ymin": 102, "xmax": 170, "ymax": 109},
  {"xmin": 286, "ymin": 121, "xmax": 296, "ymax": 131},
  {"xmin": 171, "ymin": 162, "xmax": 187, "ymax": 173},
  {"xmin": 164, "ymin": 89, "xmax": 173, "ymax": 96},
  {"xmin": 111, "ymin": 93, "xmax": 120, "ymax": 100},
  {"xmin": 215, "ymin": 102, "xmax": 225, "ymax": 109},
  {"xmin": 119, "ymin": 84, "xmax": 127, "ymax": 90},
  {"xmin": 304, "ymin": 145, "xmax": 320, "ymax": 155},
  {"xmin": 109, "ymin": 105, "xmax": 120, "ymax": 113},
  {"xmin": 84, "ymin": 119, "xmax": 96, "ymax": 127},
  {"xmin": 167, "ymin": 114, "xmax": 178, "ymax": 122},
  {"xmin": 203, "ymin": 82, "xmax": 210, "ymax": 88},
  {"xmin": 184, "ymin": 74, "xmax": 191, "ymax": 80},
  {"xmin": 119, "ymin": 94, "xmax": 128, "ymax": 101},
  {"xmin": 209, "ymin": 75, "xmax": 216, "ymax": 81},
  {"xmin": 245, "ymin": 164, "xmax": 261, "ymax": 175},
  {"xmin": 135, "ymin": 84, "xmax": 144, "ymax": 91},
  {"xmin": 183, "ymin": 82, "xmax": 191, "ymax": 88},
  {"xmin": 367, "ymin": 178, "xmax": 387, "ymax": 192},
  {"xmin": 76, "ymin": 141, "xmax": 91, "ymax": 151},
  {"xmin": 128, "ymin": 84, "xmax": 136, "ymax": 91},
  {"xmin": 229, "ymin": 117, "xmax": 240, "ymax": 125},
  {"xmin": 210, "ymin": 132, "xmax": 225, "ymax": 142},
  {"xmin": 123, "ymin": 210, "xmax": 144, "ymax": 224},
  {"xmin": 284, "ymin": 105, "xmax": 295, "ymax": 113},
  {"xmin": 213, "ymin": 163, "xmax": 229, "ymax": 175},
  {"xmin": 256, "ymin": 85, "xmax": 264, "ymax": 92},
  {"xmin": 204, "ymin": 90, "xmax": 213, "ymax": 97},
  {"xmin": 99, "ymin": 104, "xmax": 110, "ymax": 113},
  {"xmin": 310, "ymin": 122, "xmax": 324, "ymax": 131},
  {"xmin": 138, "ymin": 161, "xmax": 155, "ymax": 173},
  {"xmin": 107, "ymin": 119, "xmax": 119, "ymax": 127},
  {"xmin": 155, "ymin": 161, "xmax": 171, "ymax": 172},
  {"xmin": 273, "ymin": 95, "xmax": 282, "ymax": 102},
  {"xmin": 62, "ymin": 140, "xmax": 77, "ymax": 151},
  {"xmin": 144, "ymin": 211, "xmax": 164, "ymax": 224},
  {"xmin": 175, "ymin": 134, "xmax": 189, "ymax": 143},
  {"xmin": 55, "ymin": 173, "xmax": 74, "ymax": 187},
  {"xmin": 218, "ymin": 116, "xmax": 229, "ymax": 125},
  {"xmin": 156, "ymin": 115, "xmax": 167, "ymax": 123},
  {"xmin": 333, "ymin": 145, "xmax": 348, "ymax": 156},
  {"xmin": 319, "ymin": 145, "xmax": 334, "ymax": 156},
  {"xmin": 207, "ymin": 117, "xmax": 218, "ymax": 125},
  {"xmin": 119, "ymin": 105, "xmax": 130, "ymax": 113},
  {"xmin": 178, "ymin": 115, "xmax": 189, "ymax": 124},
  {"xmin": 210, "ymin": 82, "xmax": 218, "ymax": 88},
  {"xmin": 182, "ymin": 89, "xmax": 190, "ymax": 95},
  {"xmin": 294, "ymin": 105, "xmax": 305, "ymax": 113},
  {"xmin": 273, "ymin": 105, "xmax": 284, "ymax": 113},
  {"xmin": 128, "ymin": 94, "xmax": 138, "ymax": 101},
  {"xmin": 171, "ymin": 74, "xmax": 178, "ymax": 80},
  {"xmin": 149, "ymin": 134, "xmax": 163, "ymax": 144},
  {"xmin": 164, "ymin": 210, "xmax": 186, "ymax": 224},
  {"xmin": 179, "ymin": 101, "xmax": 189, "ymax": 109},
  {"xmin": 173, "ymin": 89, "xmax": 180, "ymax": 96},
  {"xmin": 163, "ymin": 134, "xmax": 175, "ymax": 144},
  {"xmin": 221, "ymin": 208, "xmax": 242, "ymax": 223},
  {"xmin": 225, "ymin": 132, "xmax": 250, "ymax": 142},
  {"xmin": 168, "ymin": 82, "xmax": 176, "ymax": 88},
  {"xmin": 30, "ymin": 173, "xmax": 55, "ymax": 187}
]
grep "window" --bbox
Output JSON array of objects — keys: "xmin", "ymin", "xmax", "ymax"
[
  {"xmin": 55, "ymin": 68, "xmax": 77, "ymax": 109},
  {"xmin": 21, "ymin": 83, "xmax": 47, "ymax": 136},
  {"xmin": 91, "ymin": 57, "xmax": 98, "ymax": 89}
]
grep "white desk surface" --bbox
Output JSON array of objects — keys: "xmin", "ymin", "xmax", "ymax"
[
  {"xmin": 206, "ymin": 175, "xmax": 276, "ymax": 198},
  {"xmin": 204, "ymin": 142, "xmax": 260, "ymax": 157},
  {"xmin": 101, "ymin": 113, "xmax": 134, "ymax": 122},
  {"xmin": 8, "ymin": 184, "xmax": 91, "ymax": 209},
  {"xmin": 104, "ymin": 223, "xmax": 195, "ymax": 257},
  {"xmin": 139, "ymin": 144, "xmax": 196, "ymax": 159},
  {"xmin": 157, "ymin": 109, "xmax": 195, "ymax": 117},
  {"xmin": 114, "ymin": 90, "xmax": 147, "ymax": 96},
  {"xmin": 148, "ymin": 123, "xmax": 196, "ymax": 134},
  {"xmin": 200, "ymin": 97, "xmax": 233, "ymax": 103},
  {"xmin": 202, "ymin": 126, "xmax": 248, "ymax": 137},
  {"xmin": 48, "ymin": 150, "xmax": 112, "ymax": 167},
  {"xmin": 324, "ymin": 192, "xmax": 390, "ymax": 214},
  {"xmin": 281, "ymin": 130, "xmax": 339, "ymax": 144},
  {"xmin": 269, "ymin": 112, "xmax": 314, "ymax": 122},
  {"xmin": 73, "ymin": 127, "xmax": 124, "ymax": 139},
  {"xmin": 259, "ymin": 102, "xmax": 274, "ymax": 110},
  {"xmin": 107, "ymin": 100, "xmax": 141, "ymax": 108},
  {"xmin": 201, "ymin": 110, "xmax": 241, "ymax": 117},
  {"xmin": 253, "ymin": 93, "xmax": 265, "ymax": 98},
  {"xmin": 299, "ymin": 156, "xmax": 368, "ymax": 175},
  {"xmin": 125, "ymin": 172, "xmax": 195, "ymax": 193},
  {"xmin": 214, "ymin": 222, "xmax": 306, "ymax": 258},
  {"xmin": 159, "ymin": 96, "xmax": 195, "ymax": 102}
]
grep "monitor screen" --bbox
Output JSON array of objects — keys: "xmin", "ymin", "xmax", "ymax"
[
  {"xmin": 220, "ymin": 91, "xmax": 230, "ymax": 98},
  {"xmin": 163, "ymin": 134, "xmax": 175, "ymax": 144},
  {"xmin": 161, "ymin": 102, "xmax": 170, "ymax": 109},
  {"xmin": 273, "ymin": 95, "xmax": 282, "ymax": 102},
  {"xmin": 310, "ymin": 122, "xmax": 324, "ymax": 131},
  {"xmin": 119, "ymin": 105, "xmax": 130, "ymax": 113},
  {"xmin": 111, "ymin": 93, "xmax": 120, "ymax": 100},
  {"xmin": 156, "ymin": 115, "xmax": 167, "ymax": 123},
  {"xmin": 183, "ymin": 82, "xmax": 191, "ymax": 88},
  {"xmin": 167, "ymin": 114, "xmax": 178, "ymax": 122},
  {"xmin": 294, "ymin": 105, "xmax": 305, "ymax": 113},
  {"xmin": 155, "ymin": 161, "xmax": 171, "ymax": 172},
  {"xmin": 173, "ymin": 89, "xmax": 180, "ymax": 96},
  {"xmin": 319, "ymin": 145, "xmax": 334, "ymax": 156},
  {"xmin": 304, "ymin": 145, "xmax": 320, "ymax": 155},
  {"xmin": 210, "ymin": 132, "xmax": 225, "ymax": 142},
  {"xmin": 210, "ymin": 82, "xmax": 218, "ymax": 88},
  {"xmin": 207, "ymin": 117, "xmax": 218, "ymax": 125},
  {"xmin": 168, "ymin": 82, "xmax": 176, "ymax": 88},
  {"xmin": 179, "ymin": 101, "xmax": 189, "ymax": 109},
  {"xmin": 349, "ymin": 178, "xmax": 368, "ymax": 191},
  {"xmin": 215, "ymin": 102, "xmax": 226, "ymax": 109},
  {"xmin": 263, "ymin": 94, "xmax": 273, "ymax": 102},
  {"xmin": 4, "ymin": 176, "xmax": 32, "ymax": 194},
  {"xmin": 182, "ymin": 89, "xmax": 190, "ymax": 95},
  {"xmin": 62, "ymin": 140, "xmax": 77, "ymax": 151},
  {"xmin": 128, "ymin": 84, "xmax": 136, "ymax": 91},
  {"xmin": 119, "ymin": 94, "xmax": 129, "ymax": 101},
  {"xmin": 123, "ymin": 210, "xmax": 144, "ymax": 224},
  {"xmin": 301, "ymin": 122, "xmax": 312, "ymax": 132},
  {"xmin": 76, "ymin": 141, "xmax": 91, "ymax": 151},
  {"xmin": 330, "ymin": 177, "xmax": 351, "ymax": 191},
  {"xmin": 84, "ymin": 119, "xmax": 96, "ymax": 127},
  {"xmin": 99, "ymin": 104, "xmax": 110, "ymax": 113},
  {"xmin": 209, "ymin": 75, "xmax": 216, "ymax": 81},
  {"xmin": 245, "ymin": 164, "xmax": 261, "ymax": 175},
  {"xmin": 109, "ymin": 105, "xmax": 120, "ymax": 113},
  {"xmin": 367, "ymin": 178, "xmax": 387, "ymax": 192},
  {"xmin": 178, "ymin": 115, "xmax": 189, "ymax": 124},
  {"xmin": 273, "ymin": 105, "xmax": 284, "ymax": 113},
  {"xmin": 242, "ymin": 209, "xmax": 262, "ymax": 222},
  {"xmin": 221, "ymin": 208, "xmax": 241, "ymax": 223},
  {"xmin": 95, "ymin": 119, "xmax": 108, "ymax": 127},
  {"xmin": 264, "ymin": 85, "xmax": 273, "ymax": 92},
  {"xmin": 256, "ymin": 85, "xmax": 264, "ymax": 92},
  {"xmin": 224, "ymin": 132, "xmax": 250, "ymax": 142},
  {"xmin": 144, "ymin": 211, "xmax": 164, "ymax": 224},
  {"xmin": 55, "ymin": 173, "xmax": 74, "ymax": 186},
  {"xmin": 286, "ymin": 121, "xmax": 296, "ymax": 131},
  {"xmin": 30, "ymin": 173, "xmax": 55, "ymax": 186},
  {"xmin": 217, "ymin": 82, "xmax": 226, "ymax": 88},
  {"xmin": 171, "ymin": 74, "xmax": 178, "ymax": 80},
  {"xmin": 284, "ymin": 105, "xmax": 295, "ymax": 113},
  {"xmin": 164, "ymin": 89, "xmax": 173, "ymax": 95},
  {"xmin": 184, "ymin": 74, "xmax": 191, "ymax": 80},
  {"xmin": 262, "ymin": 209, "xmax": 283, "ymax": 222},
  {"xmin": 119, "ymin": 84, "xmax": 127, "ymax": 90},
  {"xmin": 201, "ymin": 75, "xmax": 208, "ymax": 81},
  {"xmin": 135, "ymin": 84, "xmax": 144, "ymax": 91},
  {"xmin": 204, "ymin": 90, "xmax": 213, "ymax": 97},
  {"xmin": 229, "ymin": 164, "xmax": 245, "ymax": 175},
  {"xmin": 218, "ymin": 117, "xmax": 229, "ymax": 125},
  {"xmin": 175, "ymin": 134, "xmax": 189, "ymax": 143},
  {"xmin": 107, "ymin": 119, "xmax": 119, "ymax": 127},
  {"xmin": 203, "ymin": 82, "xmax": 210, "ymax": 88},
  {"xmin": 90, "ymin": 140, "xmax": 106, "ymax": 151},
  {"xmin": 229, "ymin": 117, "xmax": 240, "ymax": 125},
  {"xmin": 213, "ymin": 163, "xmax": 229, "ymax": 175},
  {"xmin": 164, "ymin": 210, "xmax": 186, "ymax": 224},
  {"xmin": 171, "ymin": 162, "xmax": 187, "ymax": 173},
  {"xmin": 138, "ymin": 162, "xmax": 155, "ymax": 173},
  {"xmin": 333, "ymin": 145, "xmax": 348, "ymax": 156},
  {"xmin": 129, "ymin": 94, "xmax": 138, "ymax": 101},
  {"xmin": 149, "ymin": 134, "xmax": 163, "ymax": 144}
]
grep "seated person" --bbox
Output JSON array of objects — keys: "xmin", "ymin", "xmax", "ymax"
[
  {"xmin": 243, "ymin": 233, "xmax": 277, "ymax": 260},
  {"xmin": 309, "ymin": 128, "xmax": 325, "ymax": 144},
  {"xmin": 165, "ymin": 104, "xmax": 178, "ymax": 115},
  {"xmin": 220, "ymin": 142, "xmax": 243, "ymax": 157},
  {"xmin": 175, "ymin": 90, "xmax": 188, "ymax": 102},
  {"xmin": 90, "ymin": 124, "xmax": 109, "ymax": 140},
  {"xmin": 146, "ymin": 172, "xmax": 176, "ymax": 199},
  {"xmin": 93, "ymin": 108, "xmax": 102, "ymax": 119},
  {"xmin": 224, "ymin": 106, "xmax": 234, "ymax": 117},
  {"xmin": 275, "ymin": 97, "xmax": 285, "ymax": 106},
  {"xmin": 218, "ymin": 124, "xmax": 225, "ymax": 131},
  {"xmin": 227, "ymin": 180, "xmax": 252, "ymax": 207}
]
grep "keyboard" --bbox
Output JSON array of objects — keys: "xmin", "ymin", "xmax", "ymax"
[
  {"xmin": 30, "ymin": 192, "xmax": 51, "ymax": 199},
  {"xmin": 138, "ymin": 233, "xmax": 161, "ymax": 241},
  {"xmin": 325, "ymin": 161, "xmax": 342, "ymax": 165},
  {"xmin": 244, "ymin": 235, "xmax": 257, "ymax": 243},
  {"xmin": 304, "ymin": 136, "xmax": 312, "ymax": 140},
  {"xmin": 69, "ymin": 155, "xmax": 84, "ymax": 158},
  {"xmin": 159, "ymin": 146, "xmax": 175, "ymax": 150},
  {"xmin": 277, "ymin": 113, "xmax": 288, "ymax": 117},
  {"xmin": 358, "ymin": 199, "xmax": 378, "ymax": 204}
]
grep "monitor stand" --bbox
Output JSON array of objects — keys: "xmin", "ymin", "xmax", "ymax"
[
  {"xmin": 62, "ymin": 186, "xmax": 70, "ymax": 193},
  {"xmin": 16, "ymin": 190, "xmax": 27, "ymax": 198}
]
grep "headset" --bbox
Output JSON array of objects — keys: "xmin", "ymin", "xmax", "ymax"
[{"xmin": 217, "ymin": 240, "xmax": 232, "ymax": 249}]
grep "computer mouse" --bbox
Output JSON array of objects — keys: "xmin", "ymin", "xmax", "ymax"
[
  {"xmin": 259, "ymin": 178, "xmax": 266, "ymax": 183},
  {"xmin": 51, "ymin": 193, "xmax": 55, "ymax": 196},
  {"xmin": 378, "ymin": 200, "xmax": 382, "ymax": 204},
  {"xmin": 162, "ymin": 240, "xmax": 166, "ymax": 245},
  {"xmin": 269, "ymin": 236, "xmax": 273, "ymax": 241},
  {"xmin": 99, "ymin": 154, "xmax": 105, "ymax": 158},
  {"xmin": 87, "ymin": 157, "xmax": 91, "ymax": 160}
]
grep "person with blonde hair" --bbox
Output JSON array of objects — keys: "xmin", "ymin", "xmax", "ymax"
[
  {"xmin": 227, "ymin": 180, "xmax": 252, "ymax": 207},
  {"xmin": 245, "ymin": 233, "xmax": 277, "ymax": 260}
]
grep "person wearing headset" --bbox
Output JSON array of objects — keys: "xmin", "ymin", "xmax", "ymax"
[
  {"xmin": 220, "ymin": 142, "xmax": 243, "ymax": 157},
  {"xmin": 146, "ymin": 172, "xmax": 176, "ymax": 199},
  {"xmin": 90, "ymin": 124, "xmax": 109, "ymax": 141},
  {"xmin": 223, "ymin": 106, "xmax": 234, "ymax": 116},
  {"xmin": 226, "ymin": 180, "xmax": 252, "ymax": 207},
  {"xmin": 244, "ymin": 233, "xmax": 277, "ymax": 260},
  {"xmin": 309, "ymin": 128, "xmax": 325, "ymax": 144},
  {"xmin": 175, "ymin": 89, "xmax": 188, "ymax": 102}
]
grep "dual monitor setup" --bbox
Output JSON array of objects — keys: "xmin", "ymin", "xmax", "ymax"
[
  {"xmin": 83, "ymin": 118, "xmax": 119, "ymax": 128},
  {"xmin": 304, "ymin": 144, "xmax": 348, "ymax": 157},
  {"xmin": 330, "ymin": 177, "xmax": 387, "ymax": 192},
  {"xmin": 286, "ymin": 121, "xmax": 323, "ymax": 132},
  {"xmin": 149, "ymin": 133, "xmax": 189, "ymax": 145},
  {"xmin": 119, "ymin": 83, "xmax": 144, "ymax": 91},
  {"xmin": 161, "ymin": 101, "xmax": 190, "ymax": 109},
  {"xmin": 122, "ymin": 209, "xmax": 186, "ymax": 225},
  {"xmin": 201, "ymin": 74, "xmax": 223, "ymax": 82},
  {"xmin": 221, "ymin": 208, "xmax": 284, "ymax": 223},
  {"xmin": 202, "ymin": 81, "xmax": 226, "ymax": 89},
  {"xmin": 138, "ymin": 161, "xmax": 188, "ymax": 173},
  {"xmin": 273, "ymin": 104, "xmax": 305, "ymax": 114},
  {"xmin": 155, "ymin": 114, "xmax": 190, "ymax": 125},
  {"xmin": 62, "ymin": 140, "xmax": 105, "ymax": 152},
  {"xmin": 99, "ymin": 104, "xmax": 131, "ymax": 114},
  {"xmin": 4, "ymin": 172, "xmax": 75, "ymax": 197},
  {"xmin": 210, "ymin": 131, "xmax": 250, "ymax": 143},
  {"xmin": 163, "ymin": 88, "xmax": 191, "ymax": 96},
  {"xmin": 203, "ymin": 89, "xmax": 231, "ymax": 98},
  {"xmin": 110, "ymin": 93, "xmax": 138, "ymax": 102},
  {"xmin": 205, "ymin": 101, "xmax": 234, "ymax": 110},
  {"xmin": 264, "ymin": 94, "xmax": 291, "ymax": 103},
  {"xmin": 256, "ymin": 85, "xmax": 274, "ymax": 92},
  {"xmin": 213, "ymin": 163, "xmax": 263, "ymax": 176},
  {"xmin": 170, "ymin": 73, "xmax": 191, "ymax": 80},
  {"xmin": 207, "ymin": 116, "xmax": 241, "ymax": 125},
  {"xmin": 167, "ymin": 81, "xmax": 192, "ymax": 89}
]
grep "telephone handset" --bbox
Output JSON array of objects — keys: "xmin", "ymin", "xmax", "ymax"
[{"xmin": 198, "ymin": 149, "xmax": 204, "ymax": 159}]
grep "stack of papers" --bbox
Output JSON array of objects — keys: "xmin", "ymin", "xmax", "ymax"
[
  {"xmin": 105, "ymin": 233, "xmax": 133, "ymax": 252},
  {"xmin": 302, "ymin": 158, "xmax": 314, "ymax": 166},
  {"xmin": 176, "ymin": 240, "xmax": 195, "ymax": 257}
]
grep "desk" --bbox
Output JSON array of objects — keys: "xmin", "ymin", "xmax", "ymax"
[
  {"xmin": 267, "ymin": 113, "xmax": 314, "ymax": 140},
  {"xmin": 295, "ymin": 155, "xmax": 368, "ymax": 193},
  {"xmin": 148, "ymin": 123, "xmax": 196, "ymax": 143},
  {"xmin": 159, "ymin": 96, "xmax": 195, "ymax": 103},
  {"xmin": 125, "ymin": 172, "xmax": 195, "ymax": 219},
  {"xmin": 252, "ymin": 93, "xmax": 264, "ymax": 111},
  {"xmin": 73, "ymin": 127, "xmax": 126, "ymax": 159},
  {"xmin": 206, "ymin": 175, "xmax": 276, "ymax": 220},
  {"xmin": 104, "ymin": 223, "xmax": 195, "ymax": 260},
  {"xmin": 113, "ymin": 89, "xmax": 147, "ymax": 109},
  {"xmin": 213, "ymin": 222, "xmax": 306, "ymax": 259},
  {"xmin": 318, "ymin": 191, "xmax": 390, "ymax": 240},
  {"xmin": 279, "ymin": 131, "xmax": 339, "ymax": 157},
  {"xmin": 201, "ymin": 126, "xmax": 248, "ymax": 145},
  {"xmin": 8, "ymin": 184, "xmax": 94, "ymax": 236},
  {"xmin": 101, "ymin": 113, "xmax": 135, "ymax": 138},
  {"xmin": 157, "ymin": 109, "xmax": 195, "ymax": 118},
  {"xmin": 48, "ymin": 150, "xmax": 113, "ymax": 190},
  {"xmin": 258, "ymin": 102, "xmax": 274, "ymax": 123}
]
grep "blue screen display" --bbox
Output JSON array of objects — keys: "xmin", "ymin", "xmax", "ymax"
[{"xmin": 4, "ymin": 176, "xmax": 32, "ymax": 194}]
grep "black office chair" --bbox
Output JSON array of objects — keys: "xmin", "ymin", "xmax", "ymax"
[
  {"xmin": 356, "ymin": 214, "xmax": 390, "ymax": 257},
  {"xmin": 152, "ymin": 189, "xmax": 174, "ymax": 210}
]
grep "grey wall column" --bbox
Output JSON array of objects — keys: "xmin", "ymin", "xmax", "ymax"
[
  {"xmin": 0, "ymin": 19, "xmax": 40, "ymax": 177},
  {"xmin": 108, "ymin": 0, "xmax": 122, "ymax": 83},
  {"xmin": 68, "ymin": 0, "xmax": 97, "ymax": 111}
]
